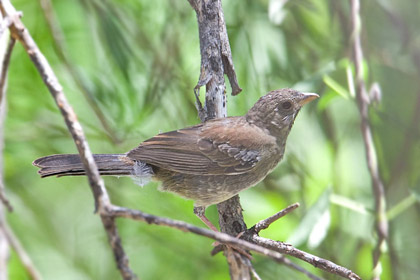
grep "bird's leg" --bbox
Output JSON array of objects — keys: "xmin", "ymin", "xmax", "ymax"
[
  {"xmin": 193, "ymin": 206, "xmax": 252, "ymax": 259},
  {"xmin": 193, "ymin": 206, "xmax": 219, "ymax": 232}
]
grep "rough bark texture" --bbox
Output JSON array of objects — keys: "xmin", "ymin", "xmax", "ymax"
[{"xmin": 187, "ymin": 1, "xmax": 250, "ymax": 279}]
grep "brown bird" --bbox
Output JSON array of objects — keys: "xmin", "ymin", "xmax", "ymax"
[{"xmin": 33, "ymin": 88, "xmax": 318, "ymax": 229}]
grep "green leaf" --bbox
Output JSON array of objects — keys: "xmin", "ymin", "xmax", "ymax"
[
  {"xmin": 330, "ymin": 194, "xmax": 370, "ymax": 215},
  {"xmin": 387, "ymin": 192, "xmax": 418, "ymax": 221},
  {"xmin": 323, "ymin": 74, "xmax": 350, "ymax": 99}
]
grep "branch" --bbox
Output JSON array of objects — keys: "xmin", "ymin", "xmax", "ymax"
[
  {"xmin": 0, "ymin": 34, "xmax": 14, "ymax": 212},
  {"xmin": 247, "ymin": 235, "xmax": 360, "ymax": 280},
  {"xmin": 349, "ymin": 1, "xmax": 388, "ymax": 278},
  {"xmin": 253, "ymin": 202, "xmax": 299, "ymax": 233},
  {"xmin": 107, "ymin": 204, "xmax": 360, "ymax": 280},
  {"xmin": 0, "ymin": 25, "xmax": 40, "ymax": 278},
  {"xmin": 0, "ymin": 219, "xmax": 42, "ymax": 280},
  {"xmin": 0, "ymin": 2, "xmax": 137, "ymax": 279},
  {"xmin": 187, "ymin": 1, "xmax": 248, "ymax": 278},
  {"xmin": 188, "ymin": 0, "xmax": 241, "ymax": 122}
]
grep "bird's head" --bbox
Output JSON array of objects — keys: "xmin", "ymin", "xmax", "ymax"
[{"xmin": 245, "ymin": 88, "xmax": 319, "ymax": 142}]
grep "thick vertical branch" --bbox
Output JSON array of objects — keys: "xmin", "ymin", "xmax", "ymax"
[
  {"xmin": 349, "ymin": 1, "xmax": 388, "ymax": 278},
  {"xmin": 187, "ymin": 1, "xmax": 249, "ymax": 279},
  {"xmin": 188, "ymin": 0, "xmax": 241, "ymax": 122}
]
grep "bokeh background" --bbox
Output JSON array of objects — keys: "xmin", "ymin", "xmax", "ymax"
[{"xmin": 2, "ymin": 0, "xmax": 420, "ymax": 279}]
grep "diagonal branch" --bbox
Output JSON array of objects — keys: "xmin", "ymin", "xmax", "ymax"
[
  {"xmin": 107, "ymin": 204, "xmax": 361, "ymax": 280},
  {"xmin": 0, "ymin": 218, "xmax": 42, "ymax": 280},
  {"xmin": 253, "ymin": 202, "xmax": 300, "ymax": 233},
  {"xmin": 0, "ymin": 2, "xmax": 137, "ymax": 279}
]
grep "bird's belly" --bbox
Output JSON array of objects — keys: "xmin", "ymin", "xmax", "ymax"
[{"xmin": 157, "ymin": 159, "xmax": 279, "ymax": 207}]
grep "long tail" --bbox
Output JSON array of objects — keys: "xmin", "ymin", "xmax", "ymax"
[{"xmin": 33, "ymin": 154, "xmax": 138, "ymax": 178}]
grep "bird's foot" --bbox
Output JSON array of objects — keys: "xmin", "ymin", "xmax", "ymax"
[{"xmin": 193, "ymin": 206, "xmax": 252, "ymax": 259}]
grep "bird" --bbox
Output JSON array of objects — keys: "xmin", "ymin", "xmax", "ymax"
[{"xmin": 33, "ymin": 88, "xmax": 318, "ymax": 230}]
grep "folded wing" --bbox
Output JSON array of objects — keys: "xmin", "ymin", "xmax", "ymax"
[{"xmin": 127, "ymin": 118, "xmax": 276, "ymax": 176}]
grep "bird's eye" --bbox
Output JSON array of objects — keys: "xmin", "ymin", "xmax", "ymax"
[{"xmin": 281, "ymin": 101, "xmax": 292, "ymax": 110}]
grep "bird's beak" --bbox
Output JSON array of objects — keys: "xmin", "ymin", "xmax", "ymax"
[{"xmin": 298, "ymin": 92, "xmax": 319, "ymax": 106}]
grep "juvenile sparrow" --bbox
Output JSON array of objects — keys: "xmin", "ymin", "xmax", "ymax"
[{"xmin": 33, "ymin": 88, "xmax": 318, "ymax": 228}]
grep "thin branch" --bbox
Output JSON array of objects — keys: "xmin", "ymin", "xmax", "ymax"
[
  {"xmin": 0, "ymin": 34, "xmax": 16, "ymax": 212},
  {"xmin": 349, "ymin": 1, "xmax": 388, "ymax": 278},
  {"xmin": 253, "ymin": 203, "xmax": 300, "ymax": 233},
  {"xmin": 0, "ymin": 1, "xmax": 110, "ymax": 211},
  {"xmin": 0, "ymin": 182, "xmax": 11, "ymax": 212},
  {"xmin": 107, "ymin": 204, "xmax": 361, "ymax": 280},
  {"xmin": 0, "ymin": 34, "xmax": 14, "ymax": 106},
  {"xmin": 0, "ymin": 2, "xmax": 136, "ymax": 279},
  {"xmin": 250, "ymin": 203, "xmax": 324, "ymax": 280},
  {"xmin": 0, "ymin": 15, "xmax": 12, "ymax": 38},
  {"xmin": 0, "ymin": 219, "xmax": 42, "ymax": 280},
  {"xmin": 100, "ymin": 216, "xmax": 137, "ymax": 280},
  {"xmin": 248, "ymin": 235, "xmax": 361, "ymax": 280}
]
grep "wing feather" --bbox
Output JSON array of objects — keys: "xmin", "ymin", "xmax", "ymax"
[{"xmin": 127, "ymin": 118, "xmax": 277, "ymax": 175}]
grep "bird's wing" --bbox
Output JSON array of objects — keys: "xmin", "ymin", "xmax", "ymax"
[{"xmin": 127, "ymin": 118, "xmax": 277, "ymax": 175}]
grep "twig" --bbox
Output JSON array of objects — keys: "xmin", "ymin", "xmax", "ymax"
[
  {"xmin": 248, "ymin": 235, "xmax": 360, "ymax": 280},
  {"xmin": 101, "ymin": 216, "xmax": 137, "ymax": 280},
  {"xmin": 0, "ymin": 34, "xmax": 16, "ymax": 212},
  {"xmin": 187, "ymin": 0, "xmax": 241, "ymax": 98},
  {"xmin": 0, "ymin": 34, "xmax": 14, "ymax": 106},
  {"xmin": 251, "ymin": 203, "xmax": 325, "ymax": 280},
  {"xmin": 0, "ymin": 219, "xmax": 42, "ymax": 279},
  {"xmin": 0, "ymin": 1, "xmax": 110, "ymax": 211},
  {"xmin": 0, "ymin": 182, "xmax": 11, "ymax": 212},
  {"xmin": 253, "ymin": 203, "xmax": 300, "ymax": 233},
  {"xmin": 0, "ymin": 23, "xmax": 15, "ymax": 278},
  {"xmin": 107, "ymin": 204, "xmax": 360, "ymax": 280},
  {"xmin": 0, "ymin": 15, "xmax": 12, "ymax": 38},
  {"xmin": 0, "ymin": 2, "xmax": 137, "ymax": 279},
  {"xmin": 38, "ymin": 0, "xmax": 120, "ymax": 144},
  {"xmin": 349, "ymin": 1, "xmax": 388, "ymax": 278}
]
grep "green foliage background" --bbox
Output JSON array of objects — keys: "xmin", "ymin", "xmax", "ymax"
[{"xmin": 3, "ymin": 0, "xmax": 420, "ymax": 279}]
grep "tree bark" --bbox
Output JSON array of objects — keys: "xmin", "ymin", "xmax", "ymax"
[{"xmin": 187, "ymin": 1, "xmax": 250, "ymax": 279}]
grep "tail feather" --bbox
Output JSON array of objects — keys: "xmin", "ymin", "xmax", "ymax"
[{"xmin": 33, "ymin": 154, "xmax": 135, "ymax": 178}]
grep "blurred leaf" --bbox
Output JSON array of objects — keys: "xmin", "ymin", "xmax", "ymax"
[
  {"xmin": 287, "ymin": 187, "xmax": 331, "ymax": 247},
  {"xmin": 323, "ymin": 74, "xmax": 350, "ymax": 99},
  {"xmin": 386, "ymin": 192, "xmax": 417, "ymax": 221},
  {"xmin": 330, "ymin": 194, "xmax": 370, "ymax": 215}
]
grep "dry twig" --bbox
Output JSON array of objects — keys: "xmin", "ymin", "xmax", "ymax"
[
  {"xmin": 253, "ymin": 202, "xmax": 300, "ymax": 233},
  {"xmin": 0, "ymin": 34, "xmax": 14, "ymax": 212},
  {"xmin": 0, "ymin": 2, "xmax": 136, "ymax": 279},
  {"xmin": 350, "ymin": 1, "xmax": 388, "ymax": 278},
  {"xmin": 0, "ymin": 219, "xmax": 42, "ymax": 280}
]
